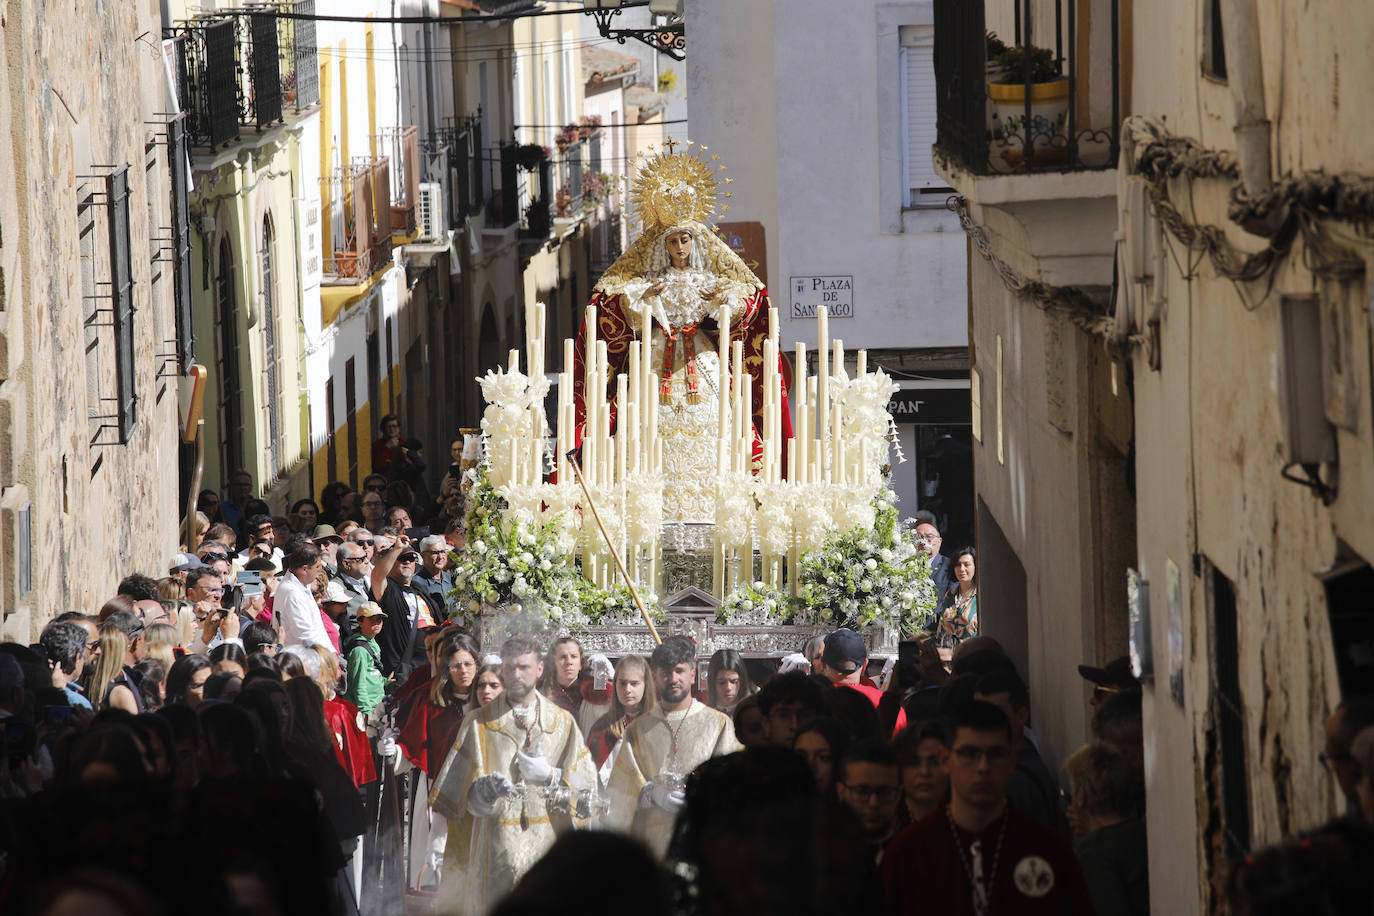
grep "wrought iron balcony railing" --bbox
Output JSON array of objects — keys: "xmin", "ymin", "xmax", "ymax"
[
  {"xmin": 322, "ymin": 157, "xmax": 393, "ymax": 282},
  {"xmin": 168, "ymin": 3, "xmax": 317, "ymax": 150},
  {"xmin": 424, "ymin": 110, "xmax": 486, "ymax": 225},
  {"xmin": 276, "ymin": 0, "xmax": 320, "ymax": 113},
  {"xmin": 934, "ymin": 0, "xmax": 1119, "ymax": 174},
  {"xmin": 376, "ymin": 126, "xmax": 420, "ymax": 235}
]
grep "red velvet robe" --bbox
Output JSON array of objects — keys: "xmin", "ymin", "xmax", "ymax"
[
  {"xmin": 398, "ymin": 693, "xmax": 465, "ymax": 779},
  {"xmin": 571, "ymin": 287, "xmax": 792, "ymax": 473},
  {"xmin": 323, "ymin": 694, "xmax": 377, "ymax": 788}
]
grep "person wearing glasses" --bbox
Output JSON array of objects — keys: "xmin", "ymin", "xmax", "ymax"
[
  {"xmin": 835, "ymin": 738, "xmax": 903, "ymax": 865},
  {"xmin": 361, "ymin": 492, "xmax": 389, "ymax": 534},
  {"xmin": 974, "ymin": 668, "xmax": 1069, "ymax": 835},
  {"xmin": 331, "ymin": 542, "xmax": 373, "ymax": 605},
  {"xmin": 412, "ymin": 534, "xmax": 454, "ymax": 608},
  {"xmin": 882, "ymin": 701, "xmax": 1095, "ymax": 916}
]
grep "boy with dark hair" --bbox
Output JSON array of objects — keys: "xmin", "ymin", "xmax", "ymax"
[
  {"xmin": 757, "ymin": 670, "xmax": 827, "ymax": 747},
  {"xmin": 606, "ymin": 635, "xmax": 741, "ymax": 857},
  {"xmin": 973, "ymin": 668, "xmax": 1068, "ymax": 834},
  {"xmin": 883, "ymin": 701, "xmax": 1095, "ymax": 915},
  {"xmin": 836, "ymin": 737, "xmax": 903, "ymax": 862}
]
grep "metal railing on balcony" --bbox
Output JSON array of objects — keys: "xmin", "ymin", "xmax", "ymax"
[
  {"xmin": 322, "ymin": 157, "xmax": 393, "ymax": 282},
  {"xmin": 170, "ymin": 22, "xmax": 241, "ymax": 149},
  {"xmin": 424, "ymin": 110, "xmax": 485, "ymax": 225},
  {"xmin": 169, "ymin": 4, "xmax": 315, "ymax": 150},
  {"xmin": 376, "ymin": 126, "xmax": 420, "ymax": 235},
  {"xmin": 934, "ymin": 0, "xmax": 1119, "ymax": 174},
  {"xmin": 276, "ymin": 0, "xmax": 320, "ymax": 112}
]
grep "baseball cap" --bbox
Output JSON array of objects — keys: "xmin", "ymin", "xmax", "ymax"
[
  {"xmin": 822, "ymin": 629, "xmax": 868, "ymax": 675},
  {"xmin": 1077, "ymin": 656, "xmax": 1140, "ymax": 690},
  {"xmin": 322, "ymin": 579, "xmax": 354, "ymax": 604},
  {"xmin": 312, "ymin": 524, "xmax": 343, "ymax": 545},
  {"xmin": 170, "ymin": 552, "xmax": 208, "ymax": 574},
  {"xmin": 356, "ymin": 601, "xmax": 387, "ymax": 619}
]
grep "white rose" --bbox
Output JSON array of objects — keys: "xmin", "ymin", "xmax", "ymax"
[
  {"xmin": 540, "ymin": 559, "xmax": 552, "ymax": 571},
  {"xmin": 865, "ymin": 559, "xmax": 878, "ymax": 571},
  {"xmin": 473, "ymin": 540, "xmax": 488, "ymax": 554},
  {"xmin": 519, "ymin": 552, "xmax": 534, "ymax": 566},
  {"xmin": 741, "ymin": 600, "xmax": 754, "ymax": 612},
  {"xmin": 486, "ymin": 590, "xmax": 500, "ymax": 604}
]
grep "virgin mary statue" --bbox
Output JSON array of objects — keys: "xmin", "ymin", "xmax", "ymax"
[{"xmin": 573, "ymin": 145, "xmax": 792, "ymax": 525}]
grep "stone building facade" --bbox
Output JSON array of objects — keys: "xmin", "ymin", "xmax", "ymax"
[
  {"xmin": 934, "ymin": 0, "xmax": 1374, "ymax": 912},
  {"xmin": 0, "ymin": 0, "xmax": 185, "ymax": 636}
]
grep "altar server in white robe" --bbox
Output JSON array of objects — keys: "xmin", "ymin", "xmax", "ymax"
[
  {"xmin": 430, "ymin": 635, "xmax": 596, "ymax": 915},
  {"xmin": 605, "ymin": 635, "xmax": 742, "ymax": 857}
]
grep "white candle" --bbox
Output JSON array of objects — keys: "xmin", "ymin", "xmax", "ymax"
[
  {"xmin": 640, "ymin": 304, "xmax": 653, "ymax": 442},
  {"xmin": 616, "ymin": 374, "xmax": 628, "ymax": 484},
  {"xmin": 816, "ymin": 306, "xmax": 829, "ymax": 483},
  {"xmin": 833, "ymin": 339, "xmax": 845, "ymax": 380},
  {"xmin": 856, "ymin": 349, "xmax": 866, "ymax": 377},
  {"xmin": 718, "ymin": 304, "xmax": 731, "ymax": 476}
]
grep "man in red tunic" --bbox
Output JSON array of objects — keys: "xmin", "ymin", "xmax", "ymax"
[{"xmin": 882, "ymin": 701, "xmax": 1095, "ymax": 916}]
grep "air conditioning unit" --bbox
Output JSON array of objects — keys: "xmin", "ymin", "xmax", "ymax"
[{"xmin": 419, "ymin": 182, "xmax": 446, "ymax": 242}]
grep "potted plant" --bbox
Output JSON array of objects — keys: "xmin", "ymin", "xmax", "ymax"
[
  {"xmin": 516, "ymin": 143, "xmax": 548, "ymax": 171},
  {"xmin": 986, "ymin": 35, "xmax": 1069, "ymax": 157},
  {"xmin": 554, "ymin": 124, "xmax": 579, "ymax": 150}
]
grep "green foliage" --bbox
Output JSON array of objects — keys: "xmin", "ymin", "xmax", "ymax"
[{"xmin": 993, "ymin": 43, "xmax": 1062, "ymax": 84}]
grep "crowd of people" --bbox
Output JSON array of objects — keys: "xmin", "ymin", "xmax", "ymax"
[{"xmin": 0, "ymin": 416, "xmax": 1371, "ymax": 915}]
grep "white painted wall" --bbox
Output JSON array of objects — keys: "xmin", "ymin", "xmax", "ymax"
[{"xmin": 689, "ymin": 0, "xmax": 967, "ymax": 353}]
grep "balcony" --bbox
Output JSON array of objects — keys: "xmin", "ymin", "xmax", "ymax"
[
  {"xmin": 168, "ymin": 2, "xmax": 319, "ymax": 152},
  {"xmin": 322, "ymin": 158, "xmax": 393, "ymax": 284},
  {"xmin": 934, "ymin": 0, "xmax": 1119, "ymax": 176},
  {"xmin": 376, "ymin": 126, "xmax": 420, "ymax": 237},
  {"xmin": 424, "ymin": 110, "xmax": 485, "ymax": 225}
]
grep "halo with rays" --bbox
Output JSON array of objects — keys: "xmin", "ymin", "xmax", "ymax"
[{"xmin": 630, "ymin": 142, "xmax": 730, "ymax": 233}]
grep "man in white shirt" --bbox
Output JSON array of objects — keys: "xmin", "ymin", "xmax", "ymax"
[{"xmin": 276, "ymin": 543, "xmax": 332, "ymax": 649}]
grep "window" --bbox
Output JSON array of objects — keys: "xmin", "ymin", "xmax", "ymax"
[
  {"xmin": 214, "ymin": 237, "xmax": 244, "ymax": 477},
  {"xmin": 344, "ymin": 356, "xmax": 359, "ymax": 488},
  {"xmin": 77, "ymin": 164, "xmax": 137, "ymax": 447},
  {"xmin": 1206, "ymin": 564, "xmax": 1250, "ymax": 895},
  {"xmin": 260, "ymin": 215, "xmax": 282, "ymax": 476},
  {"xmin": 900, "ymin": 25, "xmax": 949, "ymax": 206},
  {"xmin": 1203, "ymin": 0, "xmax": 1227, "ymax": 79},
  {"xmin": 169, "ymin": 116, "xmax": 195, "ymax": 370}
]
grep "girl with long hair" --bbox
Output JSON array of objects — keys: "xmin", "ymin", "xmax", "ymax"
[
  {"xmin": 86, "ymin": 624, "xmax": 139, "ymax": 713},
  {"xmin": 585, "ymin": 654, "xmax": 658, "ymax": 774},
  {"xmin": 469, "ymin": 662, "xmax": 503, "ymax": 710},
  {"xmin": 164, "ymin": 653, "xmax": 213, "ymax": 708},
  {"xmin": 706, "ymin": 648, "xmax": 756, "ymax": 713}
]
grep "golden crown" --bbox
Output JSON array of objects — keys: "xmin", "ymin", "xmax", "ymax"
[{"xmin": 630, "ymin": 138, "xmax": 733, "ymax": 233}]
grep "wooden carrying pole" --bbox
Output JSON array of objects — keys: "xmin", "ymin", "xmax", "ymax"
[{"xmin": 567, "ymin": 450, "xmax": 662, "ymax": 645}]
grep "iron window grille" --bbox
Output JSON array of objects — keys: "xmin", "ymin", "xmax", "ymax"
[
  {"xmin": 933, "ymin": 0, "xmax": 1120, "ymax": 174},
  {"xmin": 146, "ymin": 112, "xmax": 194, "ymax": 375},
  {"xmin": 276, "ymin": 0, "xmax": 320, "ymax": 112},
  {"xmin": 376, "ymin": 126, "xmax": 420, "ymax": 235},
  {"xmin": 77, "ymin": 165, "xmax": 137, "ymax": 447}
]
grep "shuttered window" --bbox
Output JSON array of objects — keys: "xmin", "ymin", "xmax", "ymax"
[{"xmin": 900, "ymin": 25, "xmax": 947, "ymax": 206}]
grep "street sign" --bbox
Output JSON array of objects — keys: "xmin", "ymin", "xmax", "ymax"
[{"xmin": 789, "ymin": 275, "xmax": 853, "ymax": 318}]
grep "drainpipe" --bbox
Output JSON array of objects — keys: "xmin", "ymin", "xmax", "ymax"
[
  {"xmin": 239, "ymin": 153, "xmax": 258, "ymax": 328},
  {"xmin": 1217, "ymin": 0, "xmax": 1273, "ymax": 204}
]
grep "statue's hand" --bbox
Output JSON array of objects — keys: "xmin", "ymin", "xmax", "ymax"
[
  {"xmin": 647, "ymin": 279, "xmax": 666, "ymax": 297},
  {"xmin": 699, "ymin": 282, "xmax": 724, "ymax": 303}
]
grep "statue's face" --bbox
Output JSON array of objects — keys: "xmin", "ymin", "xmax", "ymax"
[{"xmin": 666, "ymin": 230, "xmax": 694, "ymax": 267}]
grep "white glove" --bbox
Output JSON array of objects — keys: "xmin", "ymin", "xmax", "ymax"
[
  {"xmin": 468, "ymin": 773, "xmax": 514, "ymax": 816},
  {"xmin": 378, "ymin": 734, "xmax": 398, "ymax": 760},
  {"xmin": 641, "ymin": 781, "xmax": 686, "ymax": 812},
  {"xmin": 777, "ymin": 652, "xmax": 810, "ymax": 675},
  {"xmin": 517, "ymin": 750, "xmax": 559, "ymax": 786},
  {"xmin": 587, "ymin": 653, "xmax": 614, "ymax": 687}
]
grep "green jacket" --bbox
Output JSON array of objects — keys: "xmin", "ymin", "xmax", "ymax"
[{"xmin": 344, "ymin": 635, "xmax": 388, "ymax": 716}]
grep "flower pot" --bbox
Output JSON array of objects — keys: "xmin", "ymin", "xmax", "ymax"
[{"xmin": 988, "ymin": 77, "xmax": 1069, "ymax": 149}]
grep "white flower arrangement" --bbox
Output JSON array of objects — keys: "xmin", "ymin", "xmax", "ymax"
[
  {"xmin": 797, "ymin": 484, "xmax": 937, "ymax": 635},
  {"xmin": 450, "ymin": 466, "xmax": 665, "ymax": 633},
  {"xmin": 716, "ymin": 580, "xmax": 806, "ymax": 625},
  {"xmin": 623, "ymin": 471, "xmax": 664, "ymax": 545},
  {"xmin": 756, "ymin": 481, "xmax": 795, "ymax": 557},
  {"xmin": 714, "ymin": 471, "xmax": 756, "ymax": 551}
]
